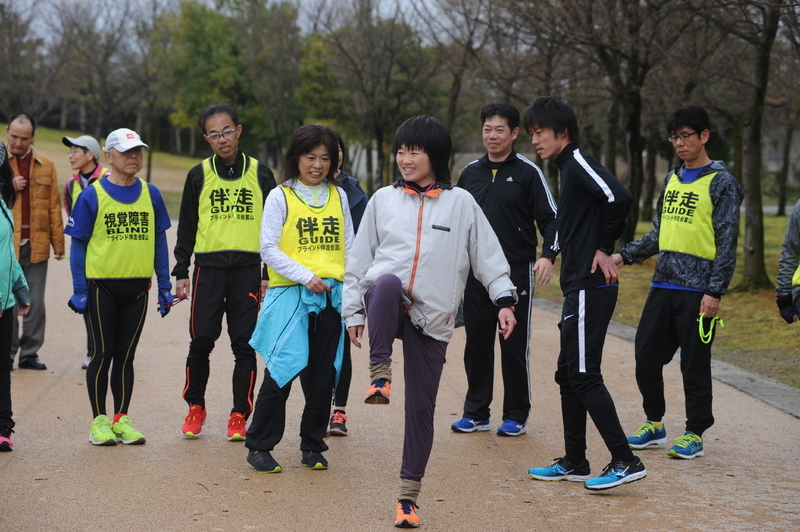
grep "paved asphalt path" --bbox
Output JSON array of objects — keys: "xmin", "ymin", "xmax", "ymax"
[{"xmin": 2, "ymin": 225, "xmax": 799, "ymax": 531}]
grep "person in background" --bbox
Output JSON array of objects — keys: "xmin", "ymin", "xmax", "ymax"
[
  {"xmin": 327, "ymin": 129, "xmax": 368, "ymax": 437},
  {"xmin": 65, "ymin": 128, "xmax": 172, "ymax": 446},
  {"xmin": 62, "ymin": 134, "xmax": 110, "ymax": 370},
  {"xmin": 5, "ymin": 113, "xmax": 64, "ymax": 371},
  {"xmin": 0, "ymin": 141, "xmax": 31, "ymax": 451}
]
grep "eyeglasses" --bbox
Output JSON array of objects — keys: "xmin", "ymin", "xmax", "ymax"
[
  {"xmin": 67, "ymin": 147, "xmax": 88, "ymax": 155},
  {"xmin": 668, "ymin": 131, "xmax": 699, "ymax": 143},
  {"xmin": 205, "ymin": 128, "xmax": 238, "ymax": 141}
]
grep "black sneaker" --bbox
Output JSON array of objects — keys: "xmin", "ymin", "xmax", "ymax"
[
  {"xmin": 327, "ymin": 410, "xmax": 348, "ymax": 436},
  {"xmin": 301, "ymin": 450, "xmax": 328, "ymax": 470},
  {"xmin": 247, "ymin": 450, "xmax": 282, "ymax": 473},
  {"xmin": 529, "ymin": 456, "xmax": 591, "ymax": 481},
  {"xmin": 0, "ymin": 425, "xmax": 14, "ymax": 452}
]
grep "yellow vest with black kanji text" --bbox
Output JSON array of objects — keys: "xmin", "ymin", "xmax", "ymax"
[
  {"xmin": 659, "ymin": 172, "xmax": 717, "ymax": 261},
  {"xmin": 86, "ymin": 179, "xmax": 155, "ymax": 279},
  {"xmin": 267, "ymin": 185, "xmax": 346, "ymax": 287},
  {"xmin": 195, "ymin": 156, "xmax": 263, "ymax": 254}
]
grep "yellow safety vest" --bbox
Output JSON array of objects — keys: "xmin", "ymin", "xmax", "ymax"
[
  {"xmin": 659, "ymin": 171, "xmax": 717, "ymax": 260},
  {"xmin": 195, "ymin": 155, "xmax": 263, "ymax": 254},
  {"xmin": 792, "ymin": 264, "xmax": 800, "ymax": 286},
  {"xmin": 86, "ymin": 178, "xmax": 155, "ymax": 279},
  {"xmin": 69, "ymin": 166, "xmax": 110, "ymax": 210},
  {"xmin": 267, "ymin": 184, "xmax": 346, "ymax": 287}
]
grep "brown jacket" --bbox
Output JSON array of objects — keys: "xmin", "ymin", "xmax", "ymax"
[{"xmin": 8, "ymin": 146, "xmax": 65, "ymax": 263}]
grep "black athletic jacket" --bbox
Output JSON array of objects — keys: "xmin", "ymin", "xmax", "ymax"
[
  {"xmin": 554, "ymin": 143, "xmax": 631, "ymax": 295},
  {"xmin": 457, "ymin": 151, "xmax": 557, "ymax": 264},
  {"xmin": 172, "ymin": 151, "xmax": 276, "ymax": 280}
]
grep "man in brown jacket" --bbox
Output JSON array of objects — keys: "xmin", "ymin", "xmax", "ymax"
[{"xmin": 6, "ymin": 113, "xmax": 65, "ymax": 370}]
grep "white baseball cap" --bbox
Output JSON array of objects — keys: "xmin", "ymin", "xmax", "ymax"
[{"xmin": 103, "ymin": 128, "xmax": 149, "ymax": 153}]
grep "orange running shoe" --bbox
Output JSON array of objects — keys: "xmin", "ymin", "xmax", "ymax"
[
  {"xmin": 394, "ymin": 500, "xmax": 420, "ymax": 528},
  {"xmin": 364, "ymin": 378, "xmax": 391, "ymax": 404},
  {"xmin": 227, "ymin": 412, "xmax": 247, "ymax": 441},
  {"xmin": 181, "ymin": 404, "xmax": 206, "ymax": 438}
]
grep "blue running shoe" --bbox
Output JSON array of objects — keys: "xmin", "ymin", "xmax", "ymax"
[
  {"xmin": 451, "ymin": 417, "xmax": 490, "ymax": 433},
  {"xmin": 584, "ymin": 456, "xmax": 647, "ymax": 490},
  {"xmin": 497, "ymin": 419, "xmax": 526, "ymax": 436},
  {"xmin": 529, "ymin": 456, "xmax": 591, "ymax": 482},
  {"xmin": 668, "ymin": 431, "xmax": 704, "ymax": 459},
  {"xmin": 627, "ymin": 420, "xmax": 667, "ymax": 449}
]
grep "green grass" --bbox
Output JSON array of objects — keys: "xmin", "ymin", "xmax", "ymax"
[{"xmin": 536, "ymin": 215, "xmax": 800, "ymax": 389}]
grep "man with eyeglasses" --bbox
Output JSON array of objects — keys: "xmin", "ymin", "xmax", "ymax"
[
  {"xmin": 173, "ymin": 103, "xmax": 276, "ymax": 441},
  {"xmin": 612, "ymin": 104, "xmax": 742, "ymax": 460},
  {"xmin": 5, "ymin": 113, "xmax": 65, "ymax": 371},
  {"xmin": 62, "ymin": 135, "xmax": 110, "ymax": 369}
]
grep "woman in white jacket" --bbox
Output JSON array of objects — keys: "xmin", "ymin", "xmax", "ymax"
[{"xmin": 342, "ymin": 115, "xmax": 517, "ymax": 529}]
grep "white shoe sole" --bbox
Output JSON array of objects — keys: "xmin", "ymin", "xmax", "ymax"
[
  {"xmin": 584, "ymin": 469, "xmax": 648, "ymax": 490},
  {"xmin": 628, "ymin": 436, "xmax": 667, "ymax": 449},
  {"xmin": 451, "ymin": 423, "xmax": 490, "ymax": 433}
]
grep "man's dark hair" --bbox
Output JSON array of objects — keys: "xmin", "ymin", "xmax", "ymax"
[
  {"xmin": 393, "ymin": 115, "xmax": 452, "ymax": 184},
  {"xmin": 8, "ymin": 113, "xmax": 36, "ymax": 133},
  {"xmin": 283, "ymin": 124, "xmax": 340, "ymax": 185},
  {"xmin": 480, "ymin": 102, "xmax": 520, "ymax": 131},
  {"xmin": 666, "ymin": 104, "xmax": 710, "ymax": 136},
  {"xmin": 331, "ymin": 129, "xmax": 347, "ymax": 172},
  {"xmin": 523, "ymin": 96, "xmax": 579, "ymax": 146},
  {"xmin": 198, "ymin": 103, "xmax": 239, "ymax": 134}
]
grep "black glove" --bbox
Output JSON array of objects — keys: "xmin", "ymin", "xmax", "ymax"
[{"xmin": 777, "ymin": 294, "xmax": 795, "ymax": 324}]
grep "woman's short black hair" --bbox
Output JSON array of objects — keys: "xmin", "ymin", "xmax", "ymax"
[
  {"xmin": 331, "ymin": 129, "xmax": 347, "ymax": 172},
  {"xmin": 198, "ymin": 103, "xmax": 239, "ymax": 134},
  {"xmin": 393, "ymin": 116, "xmax": 452, "ymax": 184},
  {"xmin": 523, "ymin": 96, "xmax": 580, "ymax": 146},
  {"xmin": 666, "ymin": 104, "xmax": 710, "ymax": 136},
  {"xmin": 283, "ymin": 124, "xmax": 340, "ymax": 185},
  {"xmin": 0, "ymin": 143, "xmax": 17, "ymax": 208}
]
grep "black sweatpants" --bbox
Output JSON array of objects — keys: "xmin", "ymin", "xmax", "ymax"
[
  {"xmin": 0, "ymin": 310, "xmax": 14, "ymax": 428},
  {"xmin": 462, "ymin": 263, "xmax": 533, "ymax": 424},
  {"xmin": 635, "ymin": 288, "xmax": 715, "ymax": 435},
  {"xmin": 555, "ymin": 286, "xmax": 633, "ymax": 464},
  {"xmin": 182, "ymin": 265, "xmax": 259, "ymax": 416},
  {"xmin": 86, "ymin": 279, "xmax": 149, "ymax": 418},
  {"xmin": 332, "ymin": 339, "xmax": 352, "ymax": 408},
  {"xmin": 245, "ymin": 303, "xmax": 340, "ymax": 453}
]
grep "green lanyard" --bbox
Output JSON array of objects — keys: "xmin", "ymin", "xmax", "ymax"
[{"xmin": 698, "ymin": 313, "xmax": 724, "ymax": 344}]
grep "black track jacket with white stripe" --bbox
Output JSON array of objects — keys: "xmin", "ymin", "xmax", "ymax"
[
  {"xmin": 553, "ymin": 143, "xmax": 631, "ymax": 296},
  {"xmin": 457, "ymin": 151, "xmax": 558, "ymax": 264}
]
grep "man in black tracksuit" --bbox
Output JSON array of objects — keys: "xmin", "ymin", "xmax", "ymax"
[
  {"xmin": 173, "ymin": 103, "xmax": 276, "ymax": 440},
  {"xmin": 452, "ymin": 102, "xmax": 557, "ymax": 437},
  {"xmin": 524, "ymin": 96, "xmax": 647, "ymax": 491}
]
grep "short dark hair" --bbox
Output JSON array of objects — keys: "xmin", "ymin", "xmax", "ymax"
[
  {"xmin": 8, "ymin": 113, "xmax": 36, "ymax": 133},
  {"xmin": 198, "ymin": 103, "xmax": 239, "ymax": 134},
  {"xmin": 523, "ymin": 96, "xmax": 579, "ymax": 146},
  {"xmin": 393, "ymin": 116, "xmax": 452, "ymax": 184},
  {"xmin": 331, "ymin": 129, "xmax": 347, "ymax": 172},
  {"xmin": 666, "ymin": 104, "xmax": 710, "ymax": 136},
  {"xmin": 480, "ymin": 102, "xmax": 520, "ymax": 131},
  {"xmin": 283, "ymin": 124, "xmax": 340, "ymax": 185},
  {"xmin": 0, "ymin": 143, "xmax": 17, "ymax": 207}
]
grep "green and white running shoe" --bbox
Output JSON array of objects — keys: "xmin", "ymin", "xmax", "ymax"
[
  {"xmin": 112, "ymin": 415, "xmax": 147, "ymax": 445},
  {"xmin": 89, "ymin": 415, "xmax": 117, "ymax": 446}
]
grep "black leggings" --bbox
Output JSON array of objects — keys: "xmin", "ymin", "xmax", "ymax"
[{"xmin": 86, "ymin": 279, "xmax": 149, "ymax": 418}]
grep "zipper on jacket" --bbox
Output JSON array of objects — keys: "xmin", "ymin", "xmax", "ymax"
[{"xmin": 407, "ymin": 194, "xmax": 425, "ymax": 297}]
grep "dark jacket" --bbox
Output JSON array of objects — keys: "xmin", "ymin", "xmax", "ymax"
[
  {"xmin": 172, "ymin": 151, "xmax": 276, "ymax": 280},
  {"xmin": 457, "ymin": 151, "xmax": 557, "ymax": 264},
  {"xmin": 339, "ymin": 171, "xmax": 368, "ymax": 233},
  {"xmin": 619, "ymin": 160, "xmax": 742, "ymax": 298},
  {"xmin": 554, "ymin": 143, "xmax": 632, "ymax": 295}
]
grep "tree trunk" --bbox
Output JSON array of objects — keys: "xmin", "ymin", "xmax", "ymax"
[
  {"xmin": 641, "ymin": 125, "xmax": 659, "ymax": 222},
  {"xmin": 175, "ymin": 126, "xmax": 182, "ymax": 154},
  {"xmin": 79, "ymin": 101, "xmax": 86, "ymax": 133},
  {"xmin": 622, "ymin": 89, "xmax": 645, "ymax": 245},
  {"xmin": 189, "ymin": 128, "xmax": 196, "ymax": 157},
  {"xmin": 364, "ymin": 140, "xmax": 375, "ymax": 195},
  {"xmin": 733, "ymin": 5, "xmax": 780, "ymax": 291},
  {"xmin": 604, "ymin": 99, "xmax": 620, "ymax": 177},
  {"xmin": 60, "ymin": 100, "xmax": 68, "ymax": 131},
  {"xmin": 776, "ymin": 122, "xmax": 794, "ymax": 217}
]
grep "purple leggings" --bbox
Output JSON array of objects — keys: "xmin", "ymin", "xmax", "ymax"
[{"xmin": 364, "ymin": 274, "xmax": 447, "ymax": 482}]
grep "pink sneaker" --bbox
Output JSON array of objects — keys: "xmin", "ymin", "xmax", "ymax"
[{"xmin": 0, "ymin": 425, "xmax": 14, "ymax": 452}]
